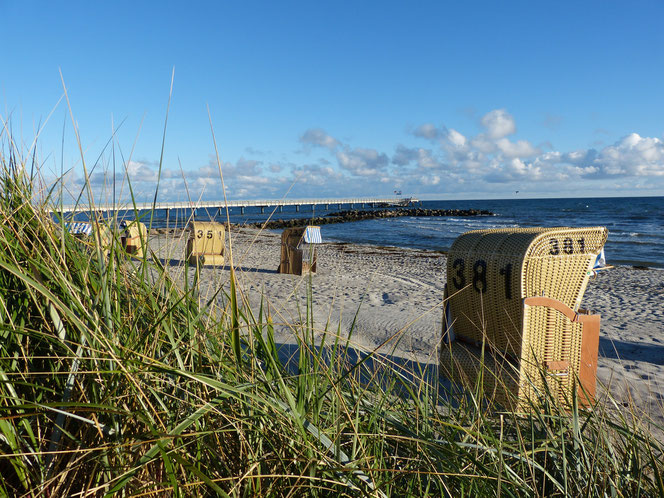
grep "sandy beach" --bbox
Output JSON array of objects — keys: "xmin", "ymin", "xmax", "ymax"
[{"xmin": 151, "ymin": 227, "xmax": 664, "ymax": 429}]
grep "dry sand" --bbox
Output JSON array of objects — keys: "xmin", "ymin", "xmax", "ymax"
[{"xmin": 150, "ymin": 227, "xmax": 664, "ymax": 430}]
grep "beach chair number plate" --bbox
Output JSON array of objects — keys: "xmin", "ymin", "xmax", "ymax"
[
  {"xmin": 549, "ymin": 237, "xmax": 585, "ymax": 255},
  {"xmin": 196, "ymin": 229, "xmax": 223, "ymax": 239},
  {"xmin": 452, "ymin": 258, "xmax": 514, "ymax": 299}
]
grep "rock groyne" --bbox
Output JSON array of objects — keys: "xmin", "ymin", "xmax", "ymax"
[{"xmin": 251, "ymin": 207, "xmax": 494, "ymax": 230}]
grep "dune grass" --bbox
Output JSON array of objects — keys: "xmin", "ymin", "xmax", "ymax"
[{"xmin": 0, "ymin": 138, "xmax": 663, "ymax": 497}]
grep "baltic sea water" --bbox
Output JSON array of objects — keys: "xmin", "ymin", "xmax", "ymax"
[{"xmin": 79, "ymin": 196, "xmax": 664, "ymax": 268}]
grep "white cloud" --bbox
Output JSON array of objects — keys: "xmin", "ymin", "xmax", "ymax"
[
  {"xmin": 594, "ymin": 133, "xmax": 664, "ymax": 177},
  {"xmin": 416, "ymin": 148, "xmax": 439, "ymax": 169},
  {"xmin": 480, "ymin": 109, "xmax": 516, "ymax": 139},
  {"xmin": 180, "ymin": 124, "xmax": 662, "ymax": 198},
  {"xmin": 336, "ymin": 147, "xmax": 389, "ymax": 176},
  {"xmin": 420, "ymin": 174, "xmax": 440, "ymax": 186},
  {"xmin": 495, "ymin": 138, "xmax": 539, "ymax": 158},
  {"xmin": 300, "ymin": 128, "xmax": 339, "ymax": 150},
  {"xmin": 413, "ymin": 123, "xmax": 441, "ymax": 140},
  {"xmin": 447, "ymin": 129, "xmax": 466, "ymax": 147},
  {"xmin": 392, "ymin": 145, "xmax": 440, "ymax": 169},
  {"xmin": 392, "ymin": 144, "xmax": 419, "ymax": 166}
]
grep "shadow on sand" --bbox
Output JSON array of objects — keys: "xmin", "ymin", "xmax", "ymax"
[
  {"xmin": 273, "ymin": 342, "xmax": 459, "ymax": 404},
  {"xmin": 599, "ymin": 337, "xmax": 664, "ymax": 365},
  {"xmin": 157, "ymin": 258, "xmax": 277, "ymax": 275}
]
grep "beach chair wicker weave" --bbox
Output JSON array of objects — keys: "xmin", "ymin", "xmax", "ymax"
[
  {"xmin": 440, "ymin": 226, "xmax": 607, "ymax": 409},
  {"xmin": 186, "ymin": 221, "xmax": 226, "ymax": 266},
  {"xmin": 520, "ymin": 296, "xmax": 600, "ymax": 407}
]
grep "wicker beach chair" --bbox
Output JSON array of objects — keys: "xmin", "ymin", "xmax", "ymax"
[
  {"xmin": 439, "ymin": 227, "xmax": 608, "ymax": 410},
  {"xmin": 186, "ymin": 221, "xmax": 226, "ymax": 266},
  {"xmin": 64, "ymin": 222, "xmax": 93, "ymax": 237},
  {"xmin": 120, "ymin": 221, "xmax": 148, "ymax": 258},
  {"xmin": 64, "ymin": 221, "xmax": 114, "ymax": 254},
  {"xmin": 278, "ymin": 226, "xmax": 322, "ymax": 275}
]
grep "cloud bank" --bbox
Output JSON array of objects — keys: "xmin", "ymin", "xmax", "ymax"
[{"xmin": 57, "ymin": 109, "xmax": 664, "ymax": 202}]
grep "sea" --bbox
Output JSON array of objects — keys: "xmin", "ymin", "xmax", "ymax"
[{"xmin": 76, "ymin": 196, "xmax": 664, "ymax": 269}]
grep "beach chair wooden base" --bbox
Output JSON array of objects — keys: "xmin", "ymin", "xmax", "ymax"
[
  {"xmin": 277, "ymin": 227, "xmax": 320, "ymax": 275},
  {"xmin": 122, "ymin": 236, "xmax": 144, "ymax": 257},
  {"xmin": 278, "ymin": 248, "xmax": 317, "ymax": 275},
  {"xmin": 189, "ymin": 254, "xmax": 225, "ymax": 267}
]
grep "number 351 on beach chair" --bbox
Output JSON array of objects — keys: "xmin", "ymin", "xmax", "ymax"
[
  {"xmin": 186, "ymin": 221, "xmax": 226, "ymax": 266},
  {"xmin": 278, "ymin": 226, "xmax": 322, "ymax": 275},
  {"xmin": 439, "ymin": 227, "xmax": 608, "ymax": 410}
]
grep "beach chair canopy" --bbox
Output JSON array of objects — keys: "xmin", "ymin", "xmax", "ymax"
[
  {"xmin": 302, "ymin": 226, "xmax": 322, "ymax": 245},
  {"xmin": 594, "ymin": 248, "xmax": 606, "ymax": 268},
  {"xmin": 65, "ymin": 222, "xmax": 93, "ymax": 236}
]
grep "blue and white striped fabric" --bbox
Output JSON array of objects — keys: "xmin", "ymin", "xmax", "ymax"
[
  {"xmin": 64, "ymin": 222, "xmax": 93, "ymax": 236},
  {"xmin": 593, "ymin": 248, "xmax": 606, "ymax": 269},
  {"xmin": 303, "ymin": 226, "xmax": 322, "ymax": 244}
]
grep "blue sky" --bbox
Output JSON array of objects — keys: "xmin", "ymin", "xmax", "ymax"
[{"xmin": 2, "ymin": 1, "xmax": 663, "ymax": 202}]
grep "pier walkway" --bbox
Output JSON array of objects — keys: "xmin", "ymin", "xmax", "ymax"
[{"xmin": 56, "ymin": 197, "xmax": 418, "ymax": 216}]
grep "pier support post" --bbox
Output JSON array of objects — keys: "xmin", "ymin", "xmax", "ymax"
[
  {"xmin": 279, "ymin": 205, "xmax": 283, "ymax": 212},
  {"xmin": 240, "ymin": 207, "xmax": 245, "ymax": 214},
  {"xmin": 296, "ymin": 205, "xmax": 300, "ymax": 212},
  {"xmin": 260, "ymin": 206, "xmax": 265, "ymax": 214}
]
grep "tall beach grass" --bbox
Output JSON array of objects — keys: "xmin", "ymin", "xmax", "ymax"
[{"xmin": 0, "ymin": 130, "xmax": 663, "ymax": 496}]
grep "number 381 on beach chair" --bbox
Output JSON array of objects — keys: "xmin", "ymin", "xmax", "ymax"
[
  {"xmin": 186, "ymin": 221, "xmax": 226, "ymax": 266},
  {"xmin": 439, "ymin": 226, "xmax": 608, "ymax": 410}
]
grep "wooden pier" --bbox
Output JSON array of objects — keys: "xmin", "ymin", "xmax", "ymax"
[{"xmin": 56, "ymin": 196, "xmax": 418, "ymax": 216}]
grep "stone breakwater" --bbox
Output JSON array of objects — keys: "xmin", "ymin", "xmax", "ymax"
[
  {"xmin": 147, "ymin": 208, "xmax": 494, "ymax": 234},
  {"xmin": 249, "ymin": 208, "xmax": 494, "ymax": 230}
]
